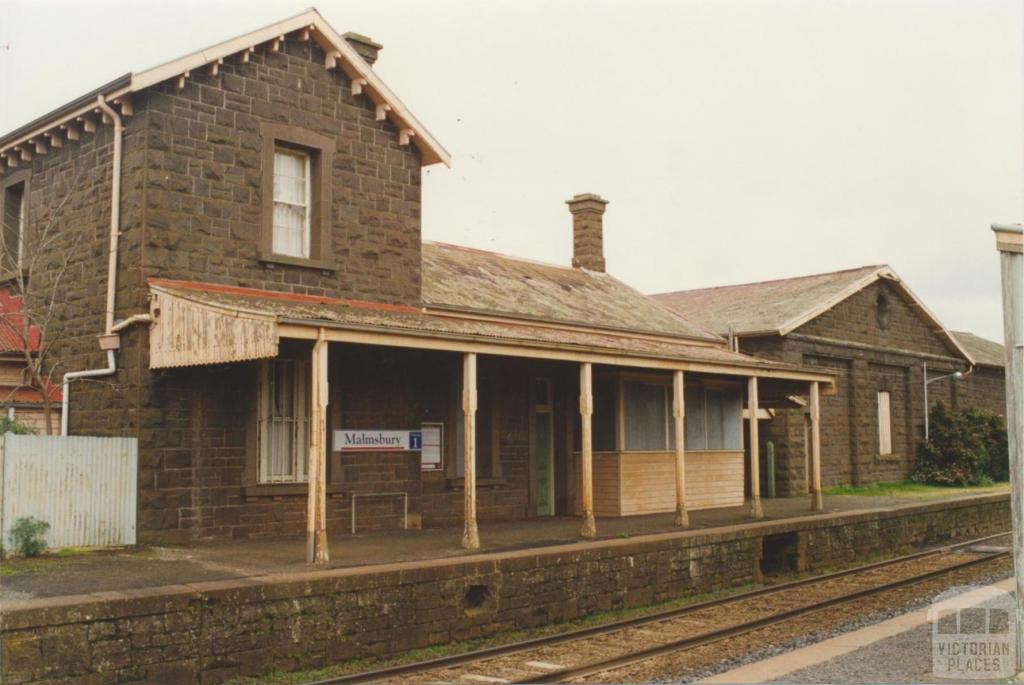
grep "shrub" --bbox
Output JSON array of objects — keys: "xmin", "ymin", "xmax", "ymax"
[
  {"xmin": 8, "ymin": 516, "xmax": 49, "ymax": 557},
  {"xmin": 0, "ymin": 417, "xmax": 35, "ymax": 435},
  {"xmin": 912, "ymin": 403, "xmax": 1009, "ymax": 486}
]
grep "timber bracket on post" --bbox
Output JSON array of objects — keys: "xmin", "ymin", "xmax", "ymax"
[
  {"xmin": 748, "ymin": 376, "xmax": 764, "ymax": 520},
  {"xmin": 462, "ymin": 352, "xmax": 480, "ymax": 550},
  {"xmin": 306, "ymin": 328, "xmax": 330, "ymax": 564},
  {"xmin": 673, "ymin": 370, "xmax": 689, "ymax": 528},
  {"xmin": 579, "ymin": 362, "xmax": 597, "ymax": 538},
  {"xmin": 809, "ymin": 380, "xmax": 824, "ymax": 511}
]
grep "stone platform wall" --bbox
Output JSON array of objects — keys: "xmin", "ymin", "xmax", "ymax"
[{"xmin": 0, "ymin": 493, "xmax": 1009, "ymax": 684}]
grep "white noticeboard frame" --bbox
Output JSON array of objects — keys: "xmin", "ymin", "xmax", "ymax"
[{"xmin": 420, "ymin": 423, "xmax": 443, "ymax": 470}]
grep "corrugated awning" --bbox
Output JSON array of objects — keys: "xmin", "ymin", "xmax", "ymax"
[{"xmin": 149, "ymin": 286, "xmax": 278, "ymax": 368}]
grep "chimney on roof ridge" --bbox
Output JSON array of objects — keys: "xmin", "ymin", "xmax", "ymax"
[
  {"xmin": 567, "ymin": 193, "xmax": 608, "ymax": 272},
  {"xmin": 343, "ymin": 31, "xmax": 383, "ymax": 67}
]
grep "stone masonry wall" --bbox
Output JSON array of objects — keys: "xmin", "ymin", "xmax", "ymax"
[
  {"xmin": 741, "ymin": 280, "xmax": 1004, "ymax": 494},
  {"xmin": 0, "ymin": 494, "xmax": 1008, "ymax": 685}
]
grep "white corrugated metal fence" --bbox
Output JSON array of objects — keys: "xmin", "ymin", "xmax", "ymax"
[{"xmin": 0, "ymin": 434, "xmax": 137, "ymax": 552}]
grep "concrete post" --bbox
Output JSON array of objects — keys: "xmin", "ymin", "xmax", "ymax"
[
  {"xmin": 993, "ymin": 224, "xmax": 1023, "ymax": 669},
  {"xmin": 579, "ymin": 362, "xmax": 597, "ymax": 538},
  {"xmin": 462, "ymin": 352, "xmax": 480, "ymax": 550}
]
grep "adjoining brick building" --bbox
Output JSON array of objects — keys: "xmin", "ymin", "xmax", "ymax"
[
  {"xmin": 655, "ymin": 267, "xmax": 1007, "ymax": 495},
  {"xmin": 0, "ymin": 9, "xmax": 836, "ymax": 549}
]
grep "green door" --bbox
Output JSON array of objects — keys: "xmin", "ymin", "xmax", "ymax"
[{"xmin": 534, "ymin": 378, "xmax": 554, "ymax": 516}]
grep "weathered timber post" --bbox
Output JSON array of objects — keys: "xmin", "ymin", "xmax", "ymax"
[
  {"xmin": 673, "ymin": 370, "xmax": 689, "ymax": 527},
  {"xmin": 748, "ymin": 376, "xmax": 764, "ymax": 519},
  {"xmin": 993, "ymin": 223, "xmax": 1023, "ymax": 670},
  {"xmin": 462, "ymin": 352, "xmax": 480, "ymax": 550},
  {"xmin": 809, "ymin": 380, "xmax": 824, "ymax": 511},
  {"xmin": 306, "ymin": 329, "xmax": 329, "ymax": 564},
  {"xmin": 579, "ymin": 361, "xmax": 597, "ymax": 538}
]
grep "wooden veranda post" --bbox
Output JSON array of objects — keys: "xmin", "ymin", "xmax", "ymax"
[
  {"xmin": 462, "ymin": 352, "xmax": 480, "ymax": 550},
  {"xmin": 579, "ymin": 362, "xmax": 597, "ymax": 538},
  {"xmin": 306, "ymin": 329, "xmax": 329, "ymax": 564},
  {"xmin": 993, "ymin": 224, "xmax": 1023, "ymax": 670},
  {"xmin": 809, "ymin": 380, "xmax": 824, "ymax": 511},
  {"xmin": 748, "ymin": 376, "xmax": 763, "ymax": 519},
  {"xmin": 673, "ymin": 370, "xmax": 689, "ymax": 527}
]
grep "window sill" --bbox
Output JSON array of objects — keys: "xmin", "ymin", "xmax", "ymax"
[
  {"xmin": 258, "ymin": 251, "xmax": 337, "ymax": 272},
  {"xmin": 244, "ymin": 483, "xmax": 346, "ymax": 498},
  {"xmin": 446, "ymin": 477, "xmax": 508, "ymax": 490}
]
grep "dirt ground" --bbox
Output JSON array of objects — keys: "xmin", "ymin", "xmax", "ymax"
[{"xmin": 0, "ymin": 486, "xmax": 1007, "ymax": 601}]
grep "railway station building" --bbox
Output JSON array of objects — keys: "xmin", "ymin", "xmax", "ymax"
[
  {"xmin": 0, "ymin": 9, "xmax": 839, "ymax": 547},
  {"xmin": 656, "ymin": 270, "xmax": 1007, "ymax": 494}
]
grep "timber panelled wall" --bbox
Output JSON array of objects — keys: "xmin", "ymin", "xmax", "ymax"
[{"xmin": 740, "ymin": 280, "xmax": 1006, "ymax": 495}]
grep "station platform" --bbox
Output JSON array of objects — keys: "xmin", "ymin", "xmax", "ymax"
[
  {"xmin": 0, "ymin": 486, "xmax": 1008, "ymax": 600},
  {"xmin": 0, "ymin": 489, "xmax": 1009, "ymax": 685}
]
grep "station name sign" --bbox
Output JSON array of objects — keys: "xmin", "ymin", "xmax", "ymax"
[{"xmin": 333, "ymin": 430, "xmax": 422, "ymax": 452}]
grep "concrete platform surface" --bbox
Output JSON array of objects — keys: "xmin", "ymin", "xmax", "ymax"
[
  {"xmin": 704, "ymin": 577, "xmax": 1017, "ymax": 684},
  {"xmin": 0, "ymin": 488, "xmax": 1007, "ymax": 601}
]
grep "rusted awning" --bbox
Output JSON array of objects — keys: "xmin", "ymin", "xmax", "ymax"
[{"xmin": 149, "ymin": 284, "xmax": 278, "ymax": 369}]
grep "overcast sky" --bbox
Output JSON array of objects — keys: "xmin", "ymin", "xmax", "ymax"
[{"xmin": 1, "ymin": 0, "xmax": 1021, "ymax": 342}]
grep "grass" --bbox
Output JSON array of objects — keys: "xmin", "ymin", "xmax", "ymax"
[{"xmin": 823, "ymin": 480, "xmax": 1008, "ymax": 498}]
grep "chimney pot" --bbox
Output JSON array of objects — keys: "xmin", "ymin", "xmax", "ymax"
[
  {"xmin": 343, "ymin": 31, "xmax": 383, "ymax": 67},
  {"xmin": 567, "ymin": 193, "xmax": 608, "ymax": 272}
]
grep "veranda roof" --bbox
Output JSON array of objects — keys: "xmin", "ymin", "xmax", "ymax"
[{"xmin": 147, "ymin": 279, "xmax": 835, "ymax": 386}]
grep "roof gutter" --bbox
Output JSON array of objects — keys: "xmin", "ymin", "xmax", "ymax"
[{"xmin": 61, "ymin": 95, "xmax": 125, "ymax": 436}]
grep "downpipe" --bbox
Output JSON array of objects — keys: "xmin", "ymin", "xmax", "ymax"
[{"xmin": 60, "ymin": 95, "xmax": 122, "ymax": 436}]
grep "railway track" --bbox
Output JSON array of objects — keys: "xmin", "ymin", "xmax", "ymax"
[{"xmin": 309, "ymin": 532, "xmax": 1011, "ymax": 685}]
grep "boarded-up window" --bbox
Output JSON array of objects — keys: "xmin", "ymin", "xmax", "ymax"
[
  {"xmin": 877, "ymin": 390, "xmax": 892, "ymax": 455},
  {"xmin": 258, "ymin": 359, "xmax": 310, "ymax": 483},
  {"xmin": 3, "ymin": 181, "xmax": 25, "ymax": 269}
]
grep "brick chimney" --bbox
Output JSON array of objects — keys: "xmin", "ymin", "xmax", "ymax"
[
  {"xmin": 567, "ymin": 193, "xmax": 608, "ymax": 272},
  {"xmin": 343, "ymin": 32, "xmax": 383, "ymax": 66}
]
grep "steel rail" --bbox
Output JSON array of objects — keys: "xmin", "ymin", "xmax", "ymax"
[
  {"xmin": 519, "ymin": 550, "xmax": 1009, "ymax": 683},
  {"xmin": 308, "ymin": 531, "xmax": 1009, "ymax": 685}
]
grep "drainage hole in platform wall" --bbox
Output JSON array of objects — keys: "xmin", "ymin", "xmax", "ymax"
[
  {"xmin": 465, "ymin": 584, "xmax": 491, "ymax": 608},
  {"xmin": 761, "ymin": 532, "xmax": 801, "ymax": 575}
]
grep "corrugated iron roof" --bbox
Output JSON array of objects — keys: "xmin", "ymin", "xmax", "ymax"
[
  {"xmin": 0, "ymin": 291, "xmax": 42, "ymax": 354},
  {"xmin": 653, "ymin": 266, "xmax": 885, "ymax": 336},
  {"xmin": 149, "ymin": 279, "xmax": 815, "ymax": 374},
  {"xmin": 952, "ymin": 331, "xmax": 1005, "ymax": 368},
  {"xmin": 422, "ymin": 242, "xmax": 720, "ymax": 342}
]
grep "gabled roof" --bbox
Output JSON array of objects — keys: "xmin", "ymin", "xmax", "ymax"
[
  {"xmin": 653, "ymin": 265, "xmax": 975, "ymax": 364},
  {"xmin": 0, "ymin": 8, "xmax": 449, "ymax": 168},
  {"xmin": 952, "ymin": 331, "xmax": 1005, "ymax": 368},
  {"xmin": 422, "ymin": 242, "xmax": 722, "ymax": 343}
]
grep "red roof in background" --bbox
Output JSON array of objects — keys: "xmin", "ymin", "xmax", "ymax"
[
  {"xmin": 0, "ymin": 383, "xmax": 61, "ymax": 404},
  {"xmin": 0, "ymin": 291, "xmax": 41, "ymax": 354}
]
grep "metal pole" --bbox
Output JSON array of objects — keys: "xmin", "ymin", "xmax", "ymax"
[
  {"xmin": 923, "ymin": 362, "xmax": 929, "ymax": 441},
  {"xmin": 992, "ymin": 223, "xmax": 1023, "ymax": 671}
]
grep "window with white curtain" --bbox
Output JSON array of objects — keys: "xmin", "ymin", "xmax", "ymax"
[
  {"xmin": 258, "ymin": 359, "xmax": 310, "ymax": 483},
  {"xmin": 272, "ymin": 147, "xmax": 311, "ymax": 258},
  {"xmin": 685, "ymin": 387, "xmax": 742, "ymax": 451}
]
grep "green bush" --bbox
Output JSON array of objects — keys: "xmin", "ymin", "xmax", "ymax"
[
  {"xmin": 0, "ymin": 417, "xmax": 35, "ymax": 435},
  {"xmin": 8, "ymin": 516, "xmax": 49, "ymax": 557},
  {"xmin": 912, "ymin": 403, "xmax": 1009, "ymax": 486}
]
